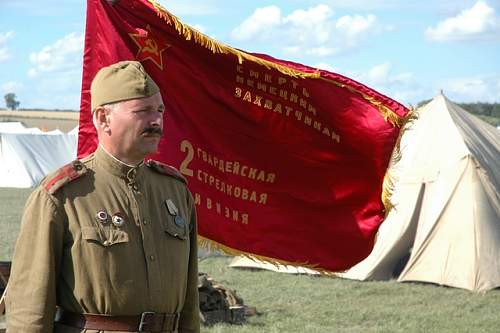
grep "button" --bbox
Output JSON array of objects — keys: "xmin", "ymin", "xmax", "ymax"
[
  {"xmin": 143, "ymin": 220, "xmax": 148, "ymax": 225},
  {"xmin": 149, "ymin": 255, "xmax": 155, "ymax": 261},
  {"xmin": 103, "ymin": 240, "xmax": 111, "ymax": 246}
]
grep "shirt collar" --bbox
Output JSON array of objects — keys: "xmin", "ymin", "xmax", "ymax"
[{"xmin": 95, "ymin": 145, "xmax": 144, "ymax": 180}]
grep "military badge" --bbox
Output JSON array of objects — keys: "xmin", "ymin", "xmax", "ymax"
[
  {"xmin": 112, "ymin": 213, "xmax": 125, "ymax": 227},
  {"xmin": 165, "ymin": 199, "xmax": 185, "ymax": 228},
  {"xmin": 165, "ymin": 199, "xmax": 178, "ymax": 216},
  {"xmin": 175, "ymin": 215, "xmax": 185, "ymax": 227},
  {"xmin": 96, "ymin": 210, "xmax": 108, "ymax": 224}
]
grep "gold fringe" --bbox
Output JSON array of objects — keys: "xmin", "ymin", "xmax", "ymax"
[
  {"xmin": 146, "ymin": 0, "xmax": 406, "ymax": 127},
  {"xmin": 200, "ymin": 112, "xmax": 418, "ymax": 265},
  {"xmin": 380, "ymin": 107, "xmax": 419, "ymax": 217},
  {"xmin": 148, "ymin": 0, "xmax": 319, "ymax": 79},
  {"xmin": 146, "ymin": 0, "xmax": 416, "ymax": 265},
  {"xmin": 198, "ymin": 236, "xmax": 336, "ymax": 275}
]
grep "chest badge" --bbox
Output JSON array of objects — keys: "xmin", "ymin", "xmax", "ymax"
[
  {"xmin": 165, "ymin": 199, "xmax": 179, "ymax": 216},
  {"xmin": 112, "ymin": 212, "xmax": 125, "ymax": 227},
  {"xmin": 175, "ymin": 215, "xmax": 185, "ymax": 227},
  {"xmin": 96, "ymin": 210, "xmax": 108, "ymax": 224},
  {"xmin": 165, "ymin": 199, "xmax": 185, "ymax": 227}
]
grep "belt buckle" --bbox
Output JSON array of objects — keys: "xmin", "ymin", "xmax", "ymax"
[{"xmin": 139, "ymin": 311, "xmax": 155, "ymax": 332}]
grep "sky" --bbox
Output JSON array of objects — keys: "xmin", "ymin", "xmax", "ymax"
[{"xmin": 0, "ymin": 0, "xmax": 499, "ymax": 110}]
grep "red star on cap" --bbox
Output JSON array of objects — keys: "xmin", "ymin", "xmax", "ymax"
[{"xmin": 129, "ymin": 25, "xmax": 170, "ymax": 70}]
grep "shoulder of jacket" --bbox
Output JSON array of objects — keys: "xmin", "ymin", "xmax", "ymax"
[
  {"xmin": 146, "ymin": 160, "xmax": 187, "ymax": 185},
  {"xmin": 42, "ymin": 160, "xmax": 88, "ymax": 195}
]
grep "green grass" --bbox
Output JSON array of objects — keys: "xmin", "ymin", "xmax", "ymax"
[
  {"xmin": 0, "ymin": 187, "xmax": 32, "ymax": 261},
  {"xmin": 1, "ymin": 188, "xmax": 499, "ymax": 332},
  {"xmin": 200, "ymin": 257, "xmax": 500, "ymax": 333}
]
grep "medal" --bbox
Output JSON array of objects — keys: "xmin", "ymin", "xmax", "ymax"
[
  {"xmin": 165, "ymin": 199, "xmax": 185, "ymax": 228},
  {"xmin": 96, "ymin": 210, "xmax": 108, "ymax": 224},
  {"xmin": 175, "ymin": 215, "xmax": 185, "ymax": 227},
  {"xmin": 112, "ymin": 213, "xmax": 125, "ymax": 227},
  {"xmin": 165, "ymin": 199, "xmax": 179, "ymax": 216}
]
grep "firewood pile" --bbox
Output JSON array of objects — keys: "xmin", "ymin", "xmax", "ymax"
[{"xmin": 198, "ymin": 272, "xmax": 257, "ymax": 326}]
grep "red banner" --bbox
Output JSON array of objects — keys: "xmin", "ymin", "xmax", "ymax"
[{"xmin": 79, "ymin": 0, "xmax": 410, "ymax": 272}]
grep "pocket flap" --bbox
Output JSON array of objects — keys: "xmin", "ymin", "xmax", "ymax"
[
  {"xmin": 164, "ymin": 216, "xmax": 188, "ymax": 240},
  {"xmin": 107, "ymin": 229, "xmax": 129, "ymax": 244},
  {"xmin": 82, "ymin": 227, "xmax": 129, "ymax": 246},
  {"xmin": 81, "ymin": 227, "xmax": 101, "ymax": 241}
]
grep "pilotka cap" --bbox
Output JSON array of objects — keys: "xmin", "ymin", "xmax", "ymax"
[{"xmin": 90, "ymin": 60, "xmax": 160, "ymax": 111}]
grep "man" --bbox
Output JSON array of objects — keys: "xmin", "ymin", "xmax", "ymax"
[{"xmin": 6, "ymin": 60, "xmax": 200, "ymax": 333}]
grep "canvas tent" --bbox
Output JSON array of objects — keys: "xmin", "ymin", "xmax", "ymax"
[
  {"xmin": 0, "ymin": 122, "xmax": 43, "ymax": 134},
  {"xmin": 0, "ymin": 122, "xmax": 78, "ymax": 188},
  {"xmin": 338, "ymin": 93, "xmax": 500, "ymax": 292}
]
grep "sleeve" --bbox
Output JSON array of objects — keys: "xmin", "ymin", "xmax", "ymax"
[
  {"xmin": 178, "ymin": 191, "xmax": 200, "ymax": 333},
  {"xmin": 5, "ymin": 188, "xmax": 65, "ymax": 333}
]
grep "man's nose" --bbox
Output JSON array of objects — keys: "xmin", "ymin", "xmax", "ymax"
[{"xmin": 150, "ymin": 112, "xmax": 163, "ymax": 126}]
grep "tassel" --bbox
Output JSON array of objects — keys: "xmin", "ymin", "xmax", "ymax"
[
  {"xmin": 198, "ymin": 236, "xmax": 337, "ymax": 275},
  {"xmin": 147, "ymin": 0, "xmax": 407, "ymax": 127}
]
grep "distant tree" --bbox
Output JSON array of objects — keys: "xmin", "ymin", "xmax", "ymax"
[
  {"xmin": 492, "ymin": 104, "xmax": 500, "ymax": 118},
  {"xmin": 415, "ymin": 100, "xmax": 500, "ymax": 126},
  {"xmin": 4, "ymin": 93, "xmax": 20, "ymax": 110},
  {"xmin": 459, "ymin": 102, "xmax": 498, "ymax": 116}
]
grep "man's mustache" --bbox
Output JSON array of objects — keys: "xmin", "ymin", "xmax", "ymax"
[{"xmin": 142, "ymin": 127, "xmax": 163, "ymax": 136}]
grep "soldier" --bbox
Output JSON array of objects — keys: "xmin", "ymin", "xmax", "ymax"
[{"xmin": 6, "ymin": 60, "xmax": 200, "ymax": 333}]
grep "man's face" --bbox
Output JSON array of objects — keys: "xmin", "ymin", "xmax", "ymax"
[{"xmin": 106, "ymin": 92, "xmax": 164, "ymax": 162}]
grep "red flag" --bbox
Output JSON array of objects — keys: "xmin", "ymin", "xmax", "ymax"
[{"xmin": 79, "ymin": 0, "xmax": 410, "ymax": 272}]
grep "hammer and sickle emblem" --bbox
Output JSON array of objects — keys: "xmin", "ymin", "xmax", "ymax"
[{"xmin": 143, "ymin": 38, "xmax": 159, "ymax": 55}]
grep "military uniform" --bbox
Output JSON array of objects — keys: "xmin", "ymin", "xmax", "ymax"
[{"xmin": 6, "ymin": 146, "xmax": 199, "ymax": 332}]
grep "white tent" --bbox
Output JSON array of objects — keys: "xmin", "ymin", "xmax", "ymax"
[
  {"xmin": 0, "ymin": 122, "xmax": 78, "ymax": 188},
  {"xmin": 338, "ymin": 93, "xmax": 500, "ymax": 292},
  {"xmin": 0, "ymin": 122, "xmax": 43, "ymax": 134}
]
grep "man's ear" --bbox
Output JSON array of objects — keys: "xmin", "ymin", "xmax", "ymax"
[{"xmin": 94, "ymin": 106, "xmax": 112, "ymax": 134}]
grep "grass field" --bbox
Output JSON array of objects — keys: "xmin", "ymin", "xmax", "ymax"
[
  {"xmin": 0, "ymin": 188, "xmax": 31, "ymax": 261},
  {"xmin": 1, "ymin": 188, "xmax": 499, "ymax": 332},
  {"xmin": 200, "ymin": 257, "xmax": 500, "ymax": 333}
]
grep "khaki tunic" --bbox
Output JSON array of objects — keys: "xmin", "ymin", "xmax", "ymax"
[{"xmin": 6, "ymin": 146, "xmax": 200, "ymax": 333}]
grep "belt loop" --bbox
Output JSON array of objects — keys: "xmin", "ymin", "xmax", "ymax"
[
  {"xmin": 173, "ymin": 312, "xmax": 180, "ymax": 332},
  {"xmin": 159, "ymin": 312, "xmax": 180, "ymax": 332}
]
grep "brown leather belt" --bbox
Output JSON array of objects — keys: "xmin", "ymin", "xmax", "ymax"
[{"xmin": 56, "ymin": 309, "xmax": 180, "ymax": 332}]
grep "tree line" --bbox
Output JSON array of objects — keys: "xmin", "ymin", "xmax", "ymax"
[
  {"xmin": 3, "ymin": 92, "xmax": 500, "ymax": 126},
  {"xmin": 459, "ymin": 103, "xmax": 500, "ymax": 126},
  {"xmin": 417, "ymin": 100, "xmax": 500, "ymax": 126}
]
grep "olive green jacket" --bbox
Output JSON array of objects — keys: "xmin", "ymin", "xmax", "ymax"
[{"xmin": 6, "ymin": 146, "xmax": 200, "ymax": 333}]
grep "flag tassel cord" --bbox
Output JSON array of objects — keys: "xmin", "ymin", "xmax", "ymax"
[
  {"xmin": 199, "ymin": 105, "xmax": 415, "ymax": 269},
  {"xmin": 147, "ymin": 0, "xmax": 406, "ymax": 129},
  {"xmin": 198, "ymin": 236, "xmax": 339, "ymax": 275},
  {"xmin": 199, "ymin": 105, "xmax": 415, "ymax": 270},
  {"xmin": 381, "ymin": 109, "xmax": 418, "ymax": 216},
  {"xmin": 146, "ymin": 0, "xmax": 416, "ymax": 247}
]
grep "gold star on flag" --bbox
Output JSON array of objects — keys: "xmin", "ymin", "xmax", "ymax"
[{"xmin": 129, "ymin": 25, "xmax": 170, "ymax": 70}]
